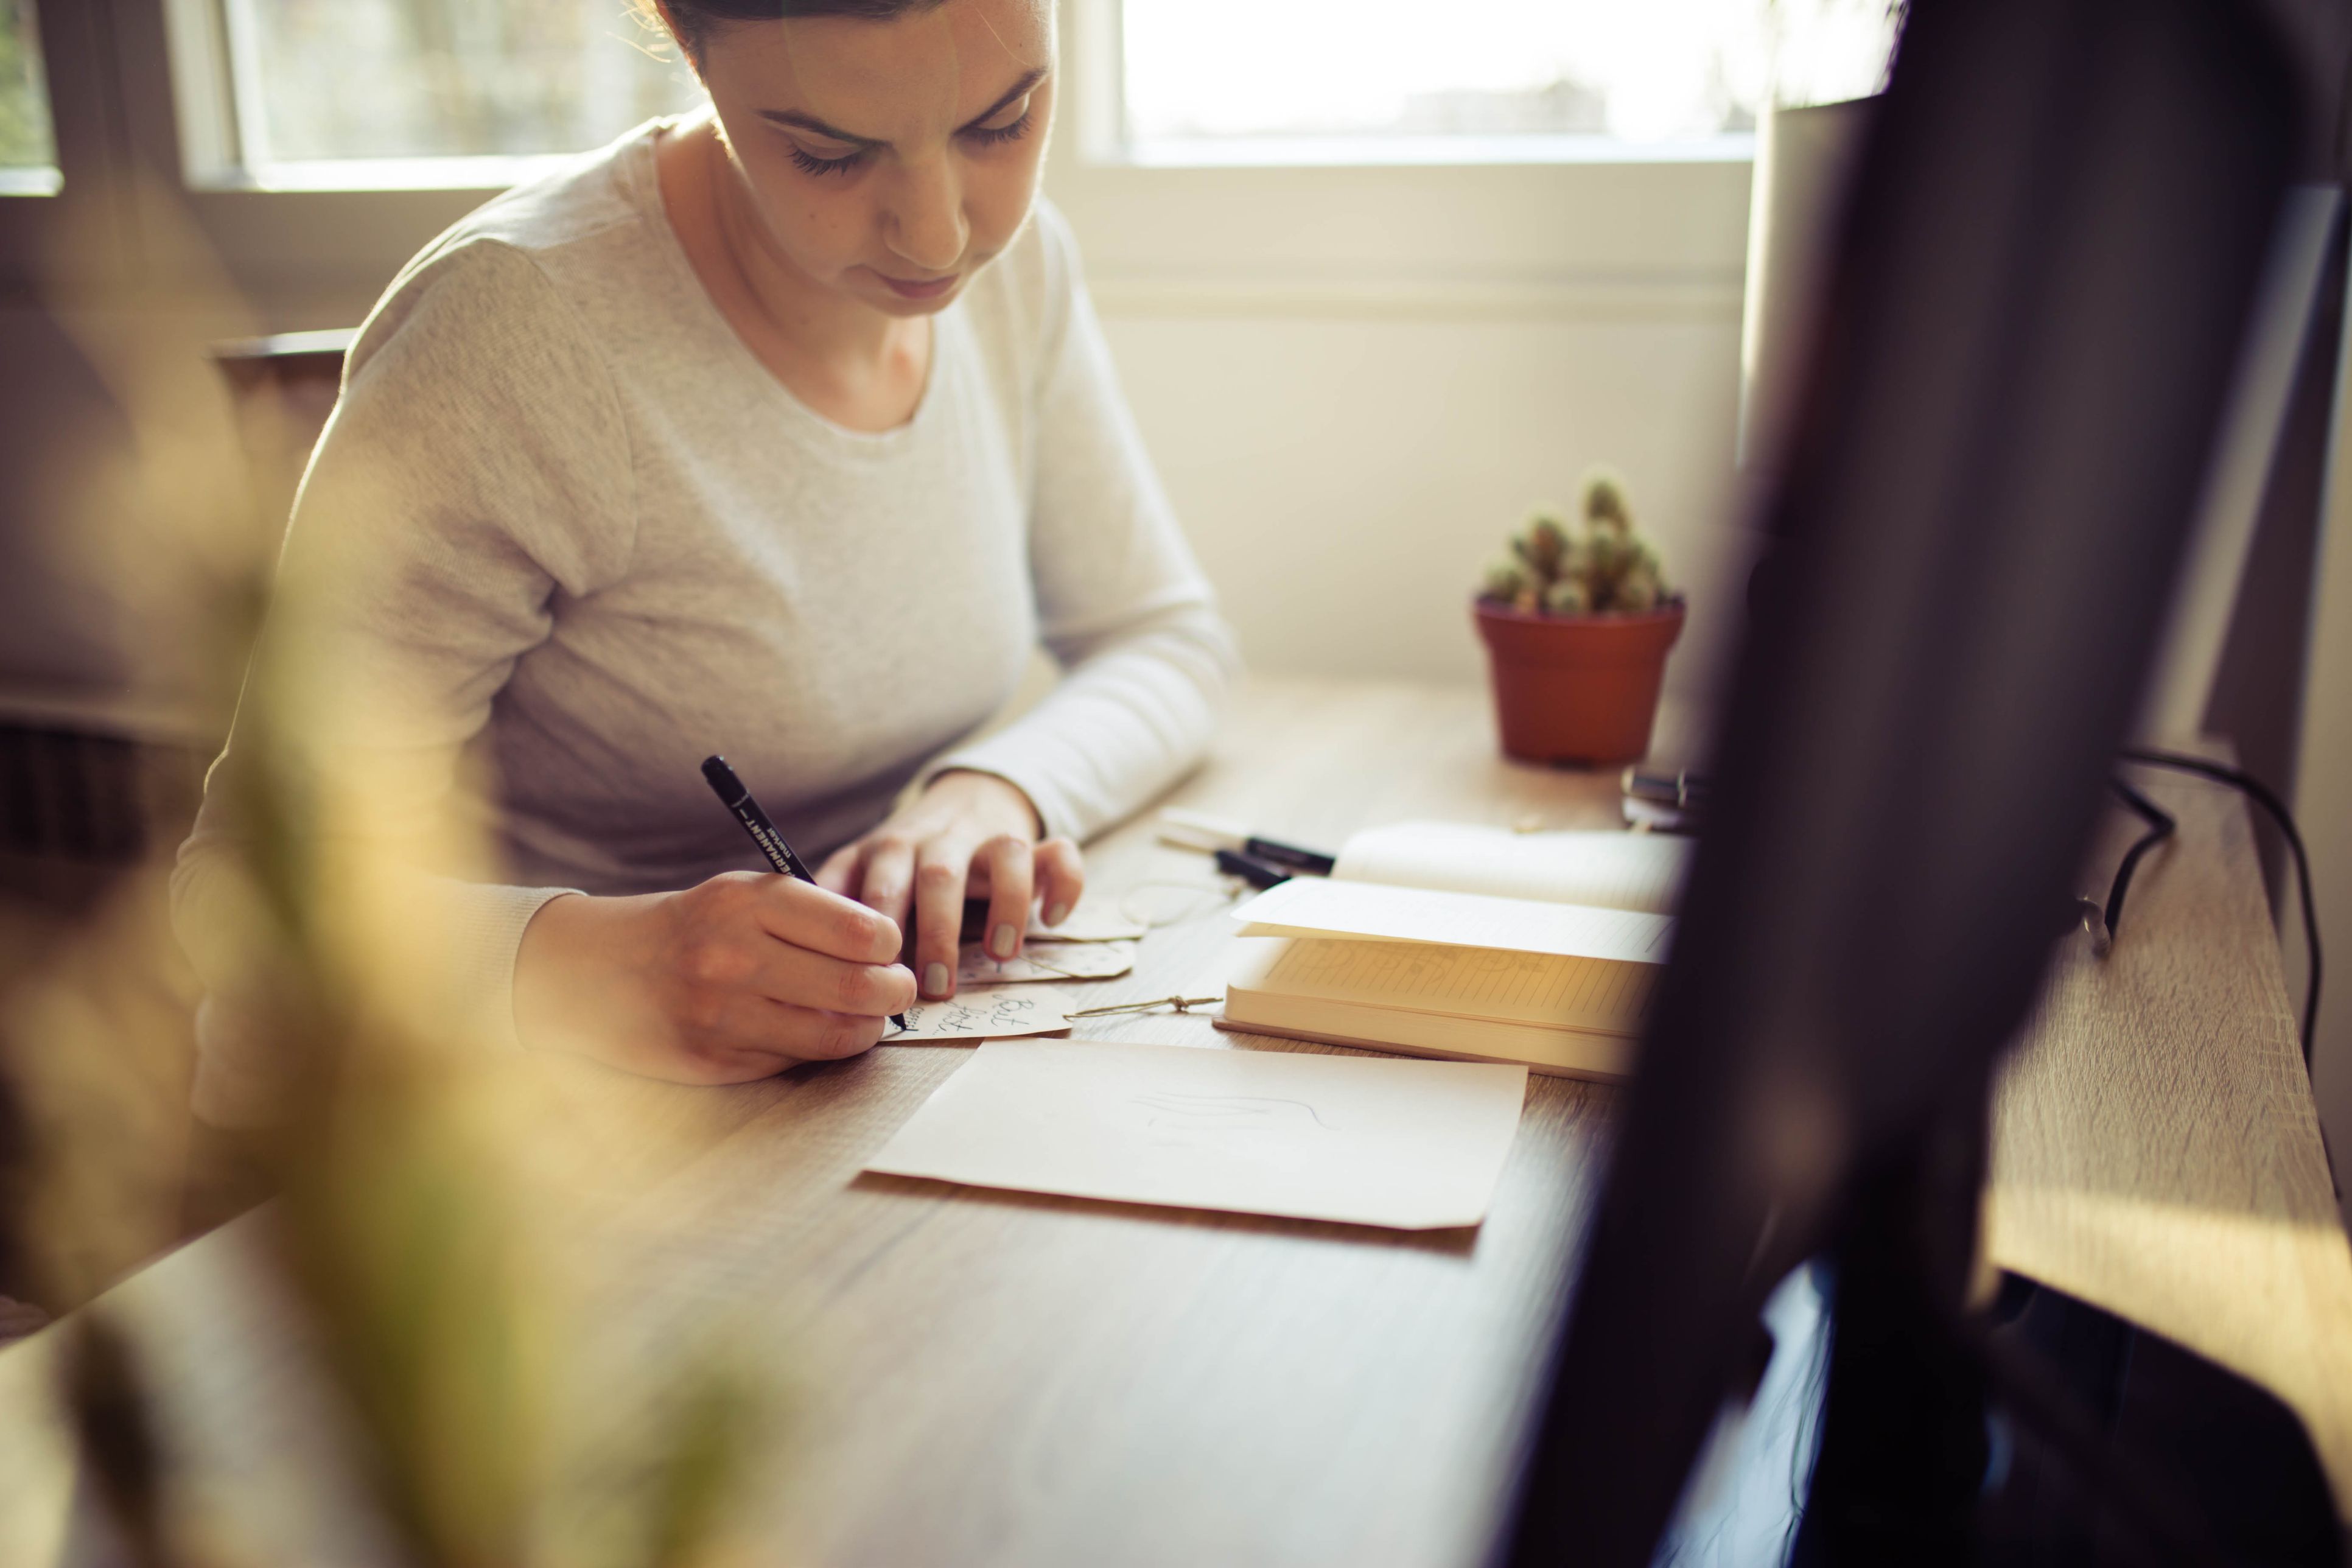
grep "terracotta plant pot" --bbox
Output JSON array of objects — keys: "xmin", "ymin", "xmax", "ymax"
[{"xmin": 1473, "ymin": 598, "xmax": 1685, "ymax": 766}]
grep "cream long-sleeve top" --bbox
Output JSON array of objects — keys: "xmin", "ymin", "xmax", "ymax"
[{"xmin": 173, "ymin": 121, "xmax": 1239, "ymax": 1124}]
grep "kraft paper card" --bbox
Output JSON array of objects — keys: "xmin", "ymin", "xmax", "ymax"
[
  {"xmin": 864, "ymin": 1040, "xmax": 1529, "ymax": 1230},
  {"xmin": 1027, "ymin": 899, "xmax": 1150, "ymax": 943},
  {"xmin": 959, "ymin": 940, "xmax": 1136, "ymax": 987},
  {"xmin": 883, "ymin": 989, "xmax": 1073, "ymax": 1043}
]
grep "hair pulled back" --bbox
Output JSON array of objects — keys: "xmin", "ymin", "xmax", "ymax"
[{"xmin": 640, "ymin": 0, "xmax": 952, "ymax": 61}]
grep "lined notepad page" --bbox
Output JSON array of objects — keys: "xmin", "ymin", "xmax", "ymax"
[
  {"xmin": 1258, "ymin": 939, "xmax": 1655, "ymax": 1033},
  {"xmin": 1333, "ymin": 822, "xmax": 1692, "ymax": 914}
]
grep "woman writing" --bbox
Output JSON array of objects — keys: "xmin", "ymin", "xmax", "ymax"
[{"xmin": 173, "ymin": 0, "xmax": 1236, "ymax": 1118}]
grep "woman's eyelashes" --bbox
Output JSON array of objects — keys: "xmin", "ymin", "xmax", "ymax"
[
  {"xmin": 785, "ymin": 138, "xmax": 867, "ymax": 178},
  {"xmin": 962, "ymin": 108, "xmax": 1034, "ymax": 149},
  {"xmin": 778, "ymin": 105, "xmax": 1031, "ymax": 180}
]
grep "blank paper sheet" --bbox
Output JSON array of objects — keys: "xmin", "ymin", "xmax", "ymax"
[
  {"xmin": 1233, "ymin": 877, "xmax": 1675, "ymax": 965},
  {"xmin": 1333, "ymin": 821, "xmax": 1693, "ymax": 914},
  {"xmin": 864, "ymin": 1041, "xmax": 1529, "ymax": 1231}
]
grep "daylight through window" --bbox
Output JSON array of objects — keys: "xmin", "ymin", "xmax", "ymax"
[
  {"xmin": 223, "ymin": 0, "xmax": 699, "ymax": 168},
  {"xmin": 1120, "ymin": 0, "xmax": 1900, "ymax": 147},
  {"xmin": 0, "ymin": 0, "xmax": 57, "ymax": 186},
  {"xmin": 203, "ymin": 0, "xmax": 1901, "ymax": 180}
]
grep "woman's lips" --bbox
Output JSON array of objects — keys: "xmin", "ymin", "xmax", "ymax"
[{"xmin": 877, "ymin": 270, "xmax": 958, "ymax": 300}]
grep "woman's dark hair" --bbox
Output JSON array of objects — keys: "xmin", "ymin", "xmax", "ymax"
[{"xmin": 642, "ymin": 0, "xmax": 951, "ymax": 61}]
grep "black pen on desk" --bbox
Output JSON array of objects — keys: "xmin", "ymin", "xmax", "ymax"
[
  {"xmin": 1155, "ymin": 810, "xmax": 1336, "ymax": 876},
  {"xmin": 1622, "ymin": 766, "xmax": 1710, "ymax": 811},
  {"xmin": 1244, "ymin": 837, "xmax": 1335, "ymax": 877},
  {"xmin": 701, "ymin": 754, "xmax": 906, "ymax": 1031},
  {"xmin": 1215, "ymin": 847, "xmax": 1294, "ymax": 891}
]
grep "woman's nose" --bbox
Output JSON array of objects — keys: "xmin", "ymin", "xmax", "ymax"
[{"xmin": 884, "ymin": 154, "xmax": 968, "ymax": 273}]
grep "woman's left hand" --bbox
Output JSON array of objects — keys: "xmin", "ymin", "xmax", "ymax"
[{"xmin": 816, "ymin": 770, "xmax": 1084, "ymax": 1001}]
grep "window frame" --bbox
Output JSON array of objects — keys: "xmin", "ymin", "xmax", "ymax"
[
  {"xmin": 1047, "ymin": 0, "xmax": 1752, "ymax": 324},
  {"xmin": 6, "ymin": 0, "xmax": 1755, "ymax": 326},
  {"xmin": 108, "ymin": 0, "xmax": 509, "ymax": 303},
  {"xmin": 0, "ymin": 0, "xmax": 142, "ymax": 294},
  {"xmin": 1086, "ymin": 0, "xmax": 1763, "ymax": 170},
  {"xmin": 0, "ymin": 0, "xmax": 63, "ymax": 200}
]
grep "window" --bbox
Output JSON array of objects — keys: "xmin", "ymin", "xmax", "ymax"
[
  {"xmin": 1116, "ymin": 0, "xmax": 1900, "ymax": 159},
  {"xmin": 0, "ymin": 0, "xmax": 1892, "ymax": 302},
  {"xmin": 1, "ymin": 0, "xmax": 58, "ymax": 194},
  {"xmin": 192, "ymin": 0, "xmax": 1902, "ymax": 183},
  {"xmin": 215, "ymin": 0, "xmax": 699, "ymax": 185}
]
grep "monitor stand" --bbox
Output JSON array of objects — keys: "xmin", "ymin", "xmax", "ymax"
[{"xmin": 1793, "ymin": 1060, "xmax": 1993, "ymax": 1566}]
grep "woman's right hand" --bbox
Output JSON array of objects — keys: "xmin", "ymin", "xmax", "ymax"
[{"xmin": 513, "ymin": 872, "xmax": 917, "ymax": 1084}]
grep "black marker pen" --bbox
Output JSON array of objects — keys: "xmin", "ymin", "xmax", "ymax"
[
  {"xmin": 1243, "ymin": 836, "xmax": 1337, "ymax": 878},
  {"xmin": 1215, "ymin": 847, "xmax": 1295, "ymax": 891},
  {"xmin": 701, "ymin": 754, "xmax": 906, "ymax": 1031}
]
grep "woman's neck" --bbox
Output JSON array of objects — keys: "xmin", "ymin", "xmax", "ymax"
[{"xmin": 659, "ymin": 117, "xmax": 931, "ymax": 432}]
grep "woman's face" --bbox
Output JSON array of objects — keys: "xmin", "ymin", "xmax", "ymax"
[{"xmin": 684, "ymin": 0, "xmax": 1055, "ymax": 318}]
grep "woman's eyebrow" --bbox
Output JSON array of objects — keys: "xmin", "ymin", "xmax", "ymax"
[
  {"xmin": 757, "ymin": 108, "xmax": 881, "ymax": 147},
  {"xmin": 755, "ymin": 69, "xmax": 1044, "ymax": 148},
  {"xmin": 957, "ymin": 68, "xmax": 1048, "ymax": 132}
]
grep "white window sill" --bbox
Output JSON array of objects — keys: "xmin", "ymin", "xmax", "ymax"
[
  {"xmin": 190, "ymin": 153, "xmax": 589, "ymax": 195},
  {"xmin": 1105, "ymin": 133, "xmax": 1755, "ymax": 170},
  {"xmin": 181, "ymin": 135, "xmax": 1756, "ymax": 195},
  {"xmin": 0, "ymin": 167, "xmax": 63, "ymax": 197}
]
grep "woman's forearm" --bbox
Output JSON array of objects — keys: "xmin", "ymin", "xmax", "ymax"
[{"xmin": 934, "ymin": 609, "xmax": 1240, "ymax": 844}]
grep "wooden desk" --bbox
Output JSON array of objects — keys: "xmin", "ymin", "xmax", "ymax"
[{"xmin": 1, "ymin": 677, "xmax": 2346, "ymax": 1566}]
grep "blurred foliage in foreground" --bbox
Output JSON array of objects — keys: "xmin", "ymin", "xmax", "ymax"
[
  {"xmin": 0, "ymin": 172, "xmax": 783, "ymax": 1568},
  {"xmin": 0, "ymin": 0, "xmax": 55, "ymax": 170}
]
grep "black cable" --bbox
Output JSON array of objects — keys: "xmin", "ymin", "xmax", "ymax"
[
  {"xmin": 2118, "ymin": 748, "xmax": 2322, "ymax": 1068},
  {"xmin": 2101, "ymin": 778, "xmax": 2177, "ymax": 943}
]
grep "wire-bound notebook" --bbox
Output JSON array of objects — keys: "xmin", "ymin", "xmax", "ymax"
[{"xmin": 1217, "ymin": 822, "xmax": 1692, "ymax": 1080}]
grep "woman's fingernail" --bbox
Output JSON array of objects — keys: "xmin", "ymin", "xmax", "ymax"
[
  {"xmin": 1046, "ymin": 902, "xmax": 1070, "ymax": 927},
  {"xmin": 990, "ymin": 923, "xmax": 1018, "ymax": 959},
  {"xmin": 923, "ymin": 962, "xmax": 950, "ymax": 997}
]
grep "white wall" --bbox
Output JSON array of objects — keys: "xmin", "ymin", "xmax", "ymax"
[
  {"xmin": 1048, "ymin": 152, "xmax": 1759, "ymax": 703},
  {"xmin": 1097, "ymin": 306, "xmax": 1748, "ymax": 695}
]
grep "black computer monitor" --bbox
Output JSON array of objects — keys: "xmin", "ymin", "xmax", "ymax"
[{"xmin": 1498, "ymin": 1, "xmax": 2297, "ymax": 1562}]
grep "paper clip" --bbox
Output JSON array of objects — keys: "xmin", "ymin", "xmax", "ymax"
[{"xmin": 1067, "ymin": 995, "xmax": 1225, "ymax": 1019}]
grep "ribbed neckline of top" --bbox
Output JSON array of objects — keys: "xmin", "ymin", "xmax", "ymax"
[{"xmin": 615, "ymin": 115, "xmax": 954, "ymax": 455}]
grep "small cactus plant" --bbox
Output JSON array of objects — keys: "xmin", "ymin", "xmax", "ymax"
[{"xmin": 1479, "ymin": 469, "xmax": 1676, "ymax": 617}]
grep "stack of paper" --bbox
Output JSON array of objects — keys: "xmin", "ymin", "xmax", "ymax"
[{"xmin": 1219, "ymin": 822, "xmax": 1690, "ymax": 1080}]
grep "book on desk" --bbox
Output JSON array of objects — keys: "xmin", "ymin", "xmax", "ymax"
[{"xmin": 1217, "ymin": 821, "xmax": 1690, "ymax": 1080}]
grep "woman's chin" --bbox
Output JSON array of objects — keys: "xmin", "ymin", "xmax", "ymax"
[
  {"xmin": 852, "ymin": 266, "xmax": 973, "ymax": 315},
  {"xmin": 869, "ymin": 290, "xmax": 962, "ymax": 318}
]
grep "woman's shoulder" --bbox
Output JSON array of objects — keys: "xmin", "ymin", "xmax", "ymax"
[
  {"xmin": 960, "ymin": 196, "xmax": 1092, "ymax": 385},
  {"xmin": 355, "ymin": 124, "xmax": 674, "ymax": 365},
  {"xmin": 462, "ymin": 124, "xmax": 659, "ymax": 251}
]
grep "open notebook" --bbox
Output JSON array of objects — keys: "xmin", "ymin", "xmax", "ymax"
[{"xmin": 1218, "ymin": 822, "xmax": 1692, "ymax": 1080}]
